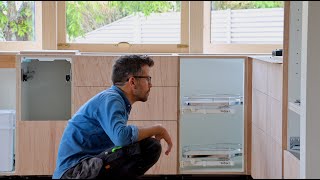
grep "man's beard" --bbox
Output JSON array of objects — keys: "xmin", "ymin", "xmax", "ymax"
[{"xmin": 136, "ymin": 90, "xmax": 149, "ymax": 102}]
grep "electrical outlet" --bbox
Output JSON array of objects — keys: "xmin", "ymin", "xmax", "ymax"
[{"xmin": 290, "ymin": 136, "xmax": 300, "ymax": 150}]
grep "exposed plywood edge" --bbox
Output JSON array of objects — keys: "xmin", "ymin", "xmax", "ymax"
[
  {"xmin": 58, "ymin": 44, "xmax": 189, "ymax": 53},
  {"xmin": 19, "ymin": 50, "xmax": 80, "ymax": 55},
  {"xmin": 245, "ymin": 57, "xmax": 253, "ymax": 175},
  {"xmin": 282, "ymin": 1, "xmax": 290, "ymax": 177},
  {"xmin": 0, "ymin": 55, "xmax": 16, "ymax": 68},
  {"xmin": 204, "ymin": 44, "xmax": 283, "ymax": 54}
]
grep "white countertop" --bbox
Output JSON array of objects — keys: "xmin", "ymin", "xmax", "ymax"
[{"xmin": 249, "ymin": 56, "xmax": 283, "ymax": 64}]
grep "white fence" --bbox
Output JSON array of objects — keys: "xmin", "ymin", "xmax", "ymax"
[
  {"xmin": 211, "ymin": 8, "xmax": 284, "ymax": 44},
  {"xmin": 75, "ymin": 8, "xmax": 284, "ymax": 44}
]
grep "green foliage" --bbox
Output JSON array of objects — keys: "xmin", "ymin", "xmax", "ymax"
[
  {"xmin": 0, "ymin": 1, "xmax": 34, "ymax": 41},
  {"xmin": 108, "ymin": 1, "xmax": 179, "ymax": 16},
  {"xmin": 212, "ymin": 1, "xmax": 284, "ymax": 10},
  {"xmin": 66, "ymin": 1, "xmax": 180, "ymax": 42}
]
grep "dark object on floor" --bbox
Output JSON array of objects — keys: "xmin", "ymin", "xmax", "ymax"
[{"xmin": 0, "ymin": 175, "xmax": 253, "ymax": 179}]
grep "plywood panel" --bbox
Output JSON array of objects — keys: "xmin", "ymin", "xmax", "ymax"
[
  {"xmin": 266, "ymin": 136, "xmax": 282, "ymax": 179},
  {"xmin": 73, "ymin": 56, "xmax": 116, "ymax": 87},
  {"xmin": 73, "ymin": 86, "xmax": 177, "ymax": 121},
  {"xmin": 130, "ymin": 87, "xmax": 177, "ymax": 120},
  {"xmin": 252, "ymin": 89, "xmax": 267, "ymax": 132},
  {"xmin": 252, "ymin": 60, "xmax": 268, "ymax": 94},
  {"xmin": 251, "ymin": 125, "xmax": 267, "ymax": 179},
  {"xmin": 73, "ymin": 56, "xmax": 179, "ymax": 87},
  {"xmin": 268, "ymin": 96, "xmax": 282, "ymax": 145},
  {"xmin": 149, "ymin": 56, "xmax": 179, "ymax": 87},
  {"xmin": 15, "ymin": 121, "xmax": 67, "ymax": 175},
  {"xmin": 268, "ymin": 63, "xmax": 283, "ymax": 101},
  {"xmin": 284, "ymin": 150, "xmax": 300, "ymax": 179},
  {"xmin": 0, "ymin": 55, "xmax": 16, "ymax": 68},
  {"xmin": 128, "ymin": 120, "xmax": 178, "ymax": 174},
  {"xmin": 72, "ymin": 86, "xmax": 106, "ymax": 114}
]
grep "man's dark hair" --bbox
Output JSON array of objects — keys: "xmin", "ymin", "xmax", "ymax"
[{"xmin": 112, "ymin": 55, "xmax": 154, "ymax": 86}]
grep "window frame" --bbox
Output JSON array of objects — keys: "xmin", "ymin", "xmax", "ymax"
[
  {"xmin": 0, "ymin": 1, "xmax": 42, "ymax": 51},
  {"xmin": 56, "ymin": 1, "xmax": 189, "ymax": 53},
  {"xmin": 203, "ymin": 1, "xmax": 285, "ymax": 54},
  {"xmin": 0, "ymin": 1, "xmax": 289, "ymax": 54}
]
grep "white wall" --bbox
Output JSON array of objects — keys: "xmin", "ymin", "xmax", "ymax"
[
  {"xmin": 21, "ymin": 60, "xmax": 71, "ymax": 120},
  {"xmin": 0, "ymin": 69, "xmax": 16, "ymax": 110}
]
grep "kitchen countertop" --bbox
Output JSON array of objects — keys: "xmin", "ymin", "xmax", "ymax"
[{"xmin": 249, "ymin": 56, "xmax": 283, "ymax": 64}]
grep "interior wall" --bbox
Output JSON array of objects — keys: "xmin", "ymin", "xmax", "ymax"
[
  {"xmin": 0, "ymin": 69, "xmax": 16, "ymax": 110},
  {"xmin": 21, "ymin": 60, "xmax": 71, "ymax": 120}
]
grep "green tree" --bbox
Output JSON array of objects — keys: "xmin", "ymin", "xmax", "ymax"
[
  {"xmin": 66, "ymin": 1, "xmax": 180, "ymax": 42},
  {"xmin": 0, "ymin": 1, "xmax": 180, "ymax": 42},
  {"xmin": 108, "ymin": 1, "xmax": 180, "ymax": 16},
  {"xmin": 0, "ymin": 1, "xmax": 34, "ymax": 41},
  {"xmin": 212, "ymin": 1, "xmax": 283, "ymax": 10}
]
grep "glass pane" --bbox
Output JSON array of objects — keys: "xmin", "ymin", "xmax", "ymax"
[
  {"xmin": 180, "ymin": 58, "xmax": 245, "ymax": 173},
  {"xmin": 66, "ymin": 1, "xmax": 181, "ymax": 44},
  {"xmin": 210, "ymin": 1, "xmax": 284, "ymax": 44},
  {"xmin": 0, "ymin": 1, "xmax": 35, "ymax": 42}
]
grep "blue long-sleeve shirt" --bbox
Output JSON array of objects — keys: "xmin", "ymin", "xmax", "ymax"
[{"xmin": 52, "ymin": 85, "xmax": 139, "ymax": 179}]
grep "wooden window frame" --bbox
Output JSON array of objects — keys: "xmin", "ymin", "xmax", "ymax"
[
  {"xmin": 0, "ymin": 1, "xmax": 289, "ymax": 54},
  {"xmin": 56, "ymin": 1, "xmax": 189, "ymax": 53},
  {"xmin": 203, "ymin": 1, "xmax": 286, "ymax": 54},
  {"xmin": 0, "ymin": 1, "xmax": 42, "ymax": 51}
]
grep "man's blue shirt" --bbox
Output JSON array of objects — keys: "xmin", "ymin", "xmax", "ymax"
[{"xmin": 52, "ymin": 85, "xmax": 139, "ymax": 179}]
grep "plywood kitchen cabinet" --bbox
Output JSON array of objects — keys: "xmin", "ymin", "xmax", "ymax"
[
  {"xmin": 251, "ymin": 57, "xmax": 283, "ymax": 179},
  {"xmin": 178, "ymin": 57, "xmax": 250, "ymax": 175},
  {"xmin": 128, "ymin": 120, "xmax": 178, "ymax": 174},
  {"xmin": 283, "ymin": 150, "xmax": 300, "ymax": 179},
  {"xmin": 72, "ymin": 55, "xmax": 179, "ymax": 174},
  {"xmin": 0, "ymin": 54, "xmax": 16, "ymax": 68},
  {"xmin": 73, "ymin": 55, "xmax": 178, "ymax": 87},
  {"xmin": 14, "ymin": 51, "xmax": 78, "ymax": 175},
  {"xmin": 15, "ymin": 121, "xmax": 67, "ymax": 175}
]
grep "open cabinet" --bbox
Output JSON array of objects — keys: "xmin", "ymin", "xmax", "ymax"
[
  {"xmin": 179, "ymin": 57, "xmax": 246, "ymax": 174},
  {"xmin": 284, "ymin": 2, "xmax": 301, "ymax": 179},
  {"xmin": 0, "ymin": 54, "xmax": 16, "ymax": 174},
  {"xmin": 285, "ymin": 2, "xmax": 320, "ymax": 178},
  {"xmin": 15, "ymin": 51, "xmax": 77, "ymax": 175}
]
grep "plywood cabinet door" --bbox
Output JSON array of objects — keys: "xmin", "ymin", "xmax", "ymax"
[
  {"xmin": 73, "ymin": 56, "xmax": 179, "ymax": 87},
  {"xmin": 73, "ymin": 56, "xmax": 116, "ymax": 87},
  {"xmin": 252, "ymin": 59, "xmax": 283, "ymax": 178},
  {"xmin": 73, "ymin": 86, "xmax": 178, "ymax": 121},
  {"xmin": 128, "ymin": 120, "xmax": 178, "ymax": 174},
  {"xmin": 251, "ymin": 125, "xmax": 267, "ymax": 179},
  {"xmin": 284, "ymin": 150, "xmax": 300, "ymax": 179},
  {"xmin": 252, "ymin": 60, "xmax": 268, "ymax": 94},
  {"xmin": 0, "ymin": 55, "xmax": 16, "ymax": 68},
  {"xmin": 15, "ymin": 121, "xmax": 67, "ymax": 175},
  {"xmin": 268, "ymin": 63, "xmax": 283, "ymax": 101},
  {"xmin": 71, "ymin": 55, "xmax": 179, "ymax": 176}
]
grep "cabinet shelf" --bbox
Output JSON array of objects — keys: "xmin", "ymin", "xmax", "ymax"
[
  {"xmin": 182, "ymin": 95, "xmax": 243, "ymax": 114},
  {"xmin": 181, "ymin": 107, "xmax": 235, "ymax": 114},
  {"xmin": 288, "ymin": 101, "xmax": 301, "ymax": 115},
  {"xmin": 181, "ymin": 143, "xmax": 242, "ymax": 168}
]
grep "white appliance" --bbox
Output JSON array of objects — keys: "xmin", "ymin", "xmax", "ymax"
[{"xmin": 0, "ymin": 109, "xmax": 15, "ymax": 172}]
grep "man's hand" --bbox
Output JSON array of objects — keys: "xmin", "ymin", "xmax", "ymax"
[
  {"xmin": 137, "ymin": 124, "xmax": 173, "ymax": 155},
  {"xmin": 154, "ymin": 125, "xmax": 173, "ymax": 155}
]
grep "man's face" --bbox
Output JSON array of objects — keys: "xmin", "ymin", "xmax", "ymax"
[{"xmin": 133, "ymin": 65, "xmax": 152, "ymax": 102}]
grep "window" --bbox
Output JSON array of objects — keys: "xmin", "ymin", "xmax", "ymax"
[
  {"xmin": 0, "ymin": 1, "xmax": 35, "ymax": 42},
  {"xmin": 65, "ymin": 1, "xmax": 181, "ymax": 44},
  {"xmin": 0, "ymin": 1, "xmax": 41, "ymax": 51},
  {"xmin": 207, "ymin": 1, "xmax": 284, "ymax": 53}
]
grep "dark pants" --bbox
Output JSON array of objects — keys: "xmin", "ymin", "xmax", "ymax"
[{"xmin": 61, "ymin": 138, "xmax": 162, "ymax": 179}]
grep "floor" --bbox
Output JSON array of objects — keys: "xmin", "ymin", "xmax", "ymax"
[{"xmin": 0, "ymin": 175, "xmax": 253, "ymax": 179}]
